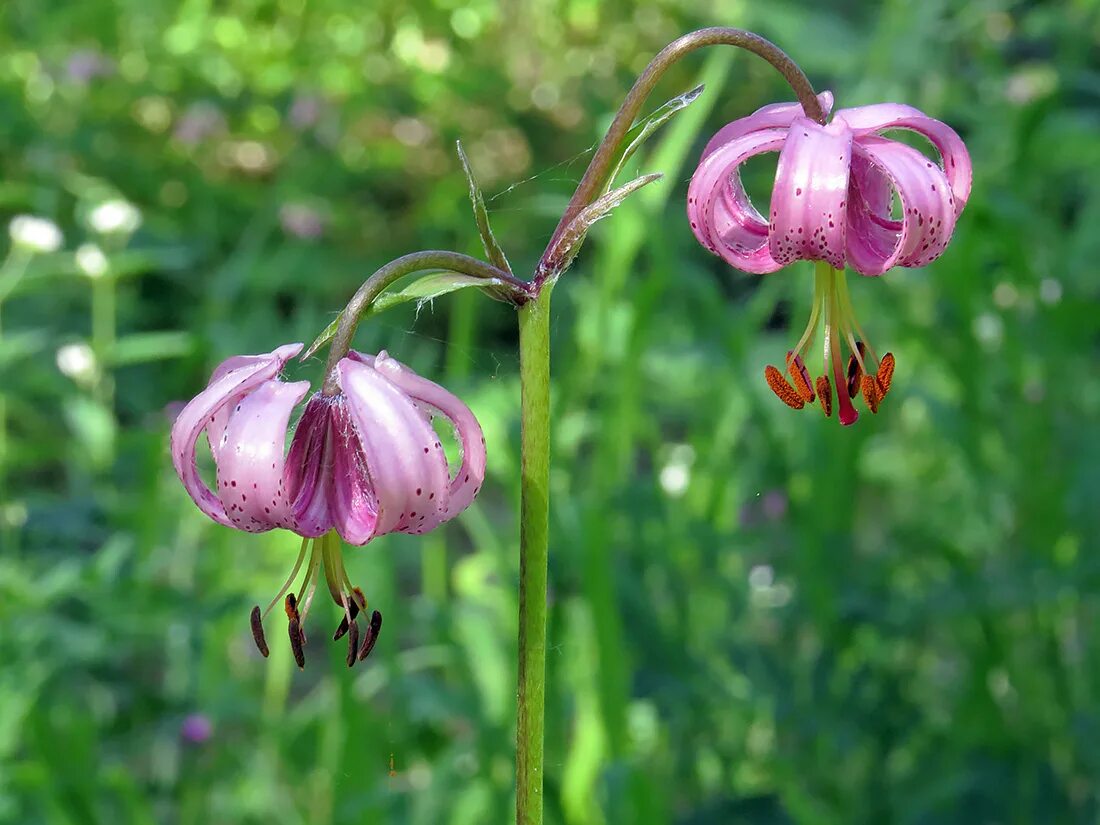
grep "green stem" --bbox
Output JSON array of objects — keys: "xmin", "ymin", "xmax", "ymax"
[
  {"xmin": 0, "ymin": 251, "xmax": 31, "ymax": 493},
  {"xmin": 91, "ymin": 272, "xmax": 116, "ymax": 408},
  {"xmin": 321, "ymin": 251, "xmax": 527, "ymax": 395},
  {"xmin": 516, "ymin": 282, "xmax": 553, "ymax": 825},
  {"xmin": 539, "ymin": 27, "xmax": 822, "ymax": 275}
]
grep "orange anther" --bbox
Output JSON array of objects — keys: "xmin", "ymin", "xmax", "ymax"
[
  {"xmin": 765, "ymin": 365, "xmax": 805, "ymax": 410},
  {"xmin": 284, "ymin": 592, "xmax": 299, "ymax": 621},
  {"xmin": 877, "ymin": 353, "xmax": 895, "ymax": 397},
  {"xmin": 786, "ymin": 352, "xmax": 815, "ymax": 402},
  {"xmin": 861, "ymin": 374, "xmax": 881, "ymax": 413},
  {"xmin": 846, "ymin": 342, "xmax": 866, "ymax": 399},
  {"xmin": 816, "ymin": 375, "xmax": 832, "ymax": 417}
]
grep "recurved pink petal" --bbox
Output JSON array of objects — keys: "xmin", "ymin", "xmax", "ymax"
[
  {"xmin": 206, "ymin": 344, "xmax": 303, "ymax": 462},
  {"xmin": 836, "ymin": 103, "xmax": 971, "ymax": 208},
  {"xmin": 215, "ymin": 378, "xmax": 309, "ymax": 532},
  {"xmin": 370, "ymin": 351, "xmax": 486, "ymax": 522},
  {"xmin": 701, "ymin": 91, "xmax": 834, "ymax": 159},
  {"xmin": 846, "ymin": 135, "xmax": 956, "ymax": 275},
  {"xmin": 328, "ymin": 399, "xmax": 380, "ymax": 545},
  {"xmin": 844, "ymin": 154, "xmax": 901, "ymax": 276},
  {"xmin": 687, "ymin": 128, "xmax": 788, "ymax": 274},
  {"xmin": 337, "ymin": 358, "xmax": 450, "ymax": 539},
  {"xmin": 768, "ymin": 117, "xmax": 852, "ymax": 269},
  {"xmin": 285, "ymin": 394, "xmax": 340, "ymax": 538},
  {"xmin": 170, "ymin": 343, "xmax": 302, "ymax": 528}
]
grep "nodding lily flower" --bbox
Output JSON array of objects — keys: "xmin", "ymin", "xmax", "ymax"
[
  {"xmin": 170, "ymin": 343, "xmax": 486, "ymax": 667},
  {"xmin": 687, "ymin": 91, "xmax": 971, "ymax": 425}
]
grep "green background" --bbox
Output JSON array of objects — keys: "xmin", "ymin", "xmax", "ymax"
[{"xmin": 2, "ymin": 0, "xmax": 1099, "ymax": 823}]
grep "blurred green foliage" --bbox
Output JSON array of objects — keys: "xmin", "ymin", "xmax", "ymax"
[{"xmin": 2, "ymin": 0, "xmax": 1100, "ymax": 823}]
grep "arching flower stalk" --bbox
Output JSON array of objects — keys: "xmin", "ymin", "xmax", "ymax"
[
  {"xmin": 688, "ymin": 93, "xmax": 971, "ymax": 424},
  {"xmin": 170, "ymin": 344, "xmax": 486, "ymax": 667}
]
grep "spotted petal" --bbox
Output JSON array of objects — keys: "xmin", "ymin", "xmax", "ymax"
[
  {"xmin": 370, "ymin": 351, "xmax": 486, "ymax": 523},
  {"xmin": 769, "ymin": 117, "xmax": 852, "ymax": 269},
  {"xmin": 836, "ymin": 103, "xmax": 971, "ymax": 208},
  {"xmin": 338, "ymin": 358, "xmax": 451, "ymax": 540},
  {"xmin": 215, "ymin": 378, "xmax": 309, "ymax": 533},
  {"xmin": 687, "ymin": 128, "xmax": 788, "ymax": 274},
  {"xmin": 701, "ymin": 91, "xmax": 834, "ymax": 159},
  {"xmin": 170, "ymin": 343, "xmax": 302, "ymax": 528},
  {"xmin": 845, "ymin": 134, "xmax": 956, "ymax": 275}
]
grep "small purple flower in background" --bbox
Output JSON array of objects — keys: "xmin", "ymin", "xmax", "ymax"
[
  {"xmin": 289, "ymin": 94, "xmax": 324, "ymax": 131},
  {"xmin": 761, "ymin": 489, "xmax": 788, "ymax": 522},
  {"xmin": 173, "ymin": 102, "xmax": 227, "ymax": 146},
  {"xmin": 170, "ymin": 344, "xmax": 486, "ymax": 667},
  {"xmin": 688, "ymin": 92, "xmax": 971, "ymax": 425},
  {"xmin": 180, "ymin": 713, "xmax": 213, "ymax": 744},
  {"xmin": 65, "ymin": 49, "xmax": 113, "ymax": 85},
  {"xmin": 279, "ymin": 203, "xmax": 326, "ymax": 240}
]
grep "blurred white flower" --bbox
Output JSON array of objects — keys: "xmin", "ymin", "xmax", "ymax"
[
  {"xmin": 9, "ymin": 215, "xmax": 63, "ymax": 253},
  {"xmin": 972, "ymin": 312, "xmax": 1004, "ymax": 351},
  {"xmin": 1, "ymin": 501, "xmax": 27, "ymax": 529},
  {"xmin": 658, "ymin": 463, "xmax": 689, "ymax": 497},
  {"xmin": 76, "ymin": 243, "xmax": 109, "ymax": 278},
  {"xmin": 89, "ymin": 199, "xmax": 141, "ymax": 235},
  {"xmin": 658, "ymin": 443, "xmax": 694, "ymax": 498},
  {"xmin": 1039, "ymin": 278, "xmax": 1063, "ymax": 305},
  {"xmin": 56, "ymin": 342, "xmax": 97, "ymax": 383},
  {"xmin": 748, "ymin": 564, "xmax": 774, "ymax": 591}
]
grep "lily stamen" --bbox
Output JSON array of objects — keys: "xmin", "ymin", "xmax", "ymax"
[
  {"xmin": 285, "ymin": 594, "xmax": 306, "ymax": 669},
  {"xmin": 764, "ymin": 364, "xmax": 806, "ymax": 410},
  {"xmin": 762, "ymin": 263, "xmax": 897, "ymax": 426},
  {"xmin": 345, "ymin": 611, "xmax": 360, "ymax": 668},
  {"xmin": 877, "ymin": 353, "xmax": 895, "ymax": 396},
  {"xmin": 861, "ymin": 374, "xmax": 882, "ymax": 413},
  {"xmin": 250, "ymin": 605, "xmax": 269, "ymax": 658},
  {"xmin": 246, "ymin": 532, "xmax": 382, "ymax": 670},
  {"xmin": 816, "ymin": 375, "xmax": 833, "ymax": 417},
  {"xmin": 846, "ymin": 342, "xmax": 866, "ymax": 400},
  {"xmin": 786, "ymin": 352, "xmax": 815, "ymax": 402},
  {"xmin": 358, "ymin": 610, "xmax": 383, "ymax": 661}
]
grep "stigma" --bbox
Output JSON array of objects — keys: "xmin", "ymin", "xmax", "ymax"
[
  {"xmin": 764, "ymin": 263, "xmax": 895, "ymax": 426},
  {"xmin": 249, "ymin": 531, "xmax": 383, "ymax": 669}
]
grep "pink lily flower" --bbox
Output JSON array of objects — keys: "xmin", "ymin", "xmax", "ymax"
[
  {"xmin": 687, "ymin": 91, "xmax": 971, "ymax": 425},
  {"xmin": 170, "ymin": 343, "xmax": 486, "ymax": 666}
]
